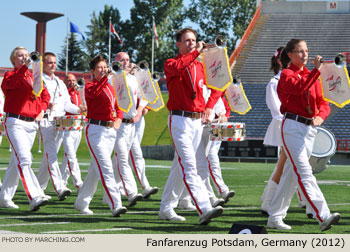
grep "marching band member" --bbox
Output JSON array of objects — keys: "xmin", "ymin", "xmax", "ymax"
[
  {"xmin": 59, "ymin": 73, "xmax": 84, "ymax": 190},
  {"xmin": 0, "ymin": 88, "xmax": 4, "ymax": 147},
  {"xmin": 37, "ymin": 52, "xmax": 84, "ymax": 201},
  {"xmin": 261, "ymin": 47, "xmax": 287, "ymax": 214},
  {"xmin": 0, "ymin": 89, "xmax": 3, "ymax": 188},
  {"xmin": 74, "ymin": 55, "xmax": 126, "ymax": 217},
  {"xmin": 159, "ymin": 28, "xmax": 223, "ymax": 225},
  {"xmin": 111, "ymin": 52, "xmax": 148, "ymax": 206},
  {"xmin": 261, "ymin": 47, "xmax": 312, "ymax": 218},
  {"xmin": 268, "ymin": 39, "xmax": 340, "ymax": 231},
  {"xmin": 0, "ymin": 46, "xmax": 50, "ymax": 211},
  {"xmin": 128, "ymin": 105, "xmax": 159, "ymax": 199}
]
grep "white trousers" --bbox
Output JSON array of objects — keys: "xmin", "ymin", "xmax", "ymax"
[
  {"xmin": 207, "ymin": 140, "xmax": 229, "ymax": 194},
  {"xmin": 75, "ymin": 123, "xmax": 122, "ymax": 210},
  {"xmin": 269, "ymin": 118, "xmax": 331, "ymax": 224},
  {"xmin": 113, "ymin": 122, "xmax": 138, "ymax": 198},
  {"xmin": 0, "ymin": 117, "xmax": 44, "ymax": 203},
  {"xmin": 128, "ymin": 117, "xmax": 151, "ymax": 190},
  {"xmin": 60, "ymin": 130, "xmax": 83, "ymax": 188},
  {"xmin": 37, "ymin": 118, "xmax": 67, "ymax": 194},
  {"xmin": 160, "ymin": 115, "xmax": 212, "ymax": 216}
]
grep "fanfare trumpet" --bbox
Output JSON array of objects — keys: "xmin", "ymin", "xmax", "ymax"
[
  {"xmin": 30, "ymin": 51, "xmax": 40, "ymax": 62},
  {"xmin": 204, "ymin": 35, "xmax": 227, "ymax": 49},
  {"xmin": 111, "ymin": 61, "xmax": 123, "ymax": 73},
  {"xmin": 152, "ymin": 71, "xmax": 161, "ymax": 82},
  {"xmin": 74, "ymin": 78, "xmax": 85, "ymax": 91},
  {"xmin": 309, "ymin": 53, "xmax": 346, "ymax": 68}
]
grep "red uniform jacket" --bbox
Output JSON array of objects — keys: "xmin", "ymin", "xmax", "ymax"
[
  {"xmin": 277, "ymin": 63, "xmax": 330, "ymax": 120},
  {"xmin": 85, "ymin": 76, "xmax": 123, "ymax": 121},
  {"xmin": 66, "ymin": 87, "xmax": 82, "ymax": 116},
  {"xmin": 1, "ymin": 65, "xmax": 50, "ymax": 118},
  {"xmin": 164, "ymin": 49, "xmax": 222, "ymax": 112}
]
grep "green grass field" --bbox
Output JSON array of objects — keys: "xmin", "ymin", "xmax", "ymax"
[{"xmin": 0, "ymin": 136, "xmax": 349, "ymax": 234}]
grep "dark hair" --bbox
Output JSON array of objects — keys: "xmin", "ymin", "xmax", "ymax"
[
  {"xmin": 270, "ymin": 47, "xmax": 284, "ymax": 75},
  {"xmin": 175, "ymin": 28, "xmax": 197, "ymax": 42},
  {"xmin": 43, "ymin": 52, "xmax": 56, "ymax": 60},
  {"xmin": 89, "ymin": 55, "xmax": 106, "ymax": 70},
  {"xmin": 280, "ymin": 39, "xmax": 306, "ymax": 69}
]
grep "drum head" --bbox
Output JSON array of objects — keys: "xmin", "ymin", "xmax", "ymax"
[{"xmin": 312, "ymin": 127, "xmax": 336, "ymax": 158}]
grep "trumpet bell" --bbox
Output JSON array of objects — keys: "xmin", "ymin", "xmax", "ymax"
[
  {"xmin": 215, "ymin": 35, "xmax": 226, "ymax": 47},
  {"xmin": 137, "ymin": 60, "xmax": 149, "ymax": 70},
  {"xmin": 232, "ymin": 75, "xmax": 241, "ymax": 84},
  {"xmin": 206, "ymin": 35, "xmax": 227, "ymax": 49},
  {"xmin": 77, "ymin": 78, "xmax": 85, "ymax": 88},
  {"xmin": 334, "ymin": 53, "xmax": 346, "ymax": 68},
  {"xmin": 152, "ymin": 71, "xmax": 161, "ymax": 82},
  {"xmin": 30, "ymin": 51, "xmax": 40, "ymax": 62},
  {"xmin": 111, "ymin": 61, "xmax": 123, "ymax": 73}
]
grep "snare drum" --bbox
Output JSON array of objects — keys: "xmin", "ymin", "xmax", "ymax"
[
  {"xmin": 309, "ymin": 127, "xmax": 336, "ymax": 174},
  {"xmin": 54, "ymin": 115, "xmax": 85, "ymax": 131},
  {"xmin": 209, "ymin": 122, "xmax": 245, "ymax": 141},
  {"xmin": 0, "ymin": 120, "xmax": 5, "ymax": 136}
]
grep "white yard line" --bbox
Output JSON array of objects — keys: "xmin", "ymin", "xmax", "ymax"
[
  {"xmin": 41, "ymin": 228, "xmax": 132, "ymax": 234},
  {"xmin": 0, "ymin": 222, "xmax": 69, "ymax": 227}
]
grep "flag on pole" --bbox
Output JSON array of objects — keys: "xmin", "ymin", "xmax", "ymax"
[
  {"xmin": 152, "ymin": 17, "xmax": 159, "ymax": 48},
  {"xmin": 70, "ymin": 21, "xmax": 86, "ymax": 40},
  {"xmin": 110, "ymin": 21, "xmax": 123, "ymax": 45}
]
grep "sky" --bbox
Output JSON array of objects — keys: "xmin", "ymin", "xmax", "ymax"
[{"xmin": 0, "ymin": 0, "xmax": 135, "ymax": 67}]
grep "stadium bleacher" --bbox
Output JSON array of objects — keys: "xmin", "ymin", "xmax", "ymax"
[{"xmin": 228, "ymin": 2, "xmax": 350, "ymax": 154}]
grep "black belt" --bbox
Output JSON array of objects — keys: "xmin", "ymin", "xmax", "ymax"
[
  {"xmin": 88, "ymin": 119, "xmax": 114, "ymax": 128},
  {"xmin": 285, "ymin": 112, "xmax": 313, "ymax": 126},
  {"xmin": 43, "ymin": 114, "xmax": 49, "ymax": 119},
  {"xmin": 6, "ymin": 113, "xmax": 35, "ymax": 122},
  {"xmin": 170, "ymin": 110, "xmax": 202, "ymax": 119},
  {"xmin": 122, "ymin": 118, "xmax": 133, "ymax": 124}
]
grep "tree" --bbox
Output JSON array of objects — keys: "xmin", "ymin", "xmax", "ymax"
[
  {"xmin": 126, "ymin": 0, "xmax": 186, "ymax": 71},
  {"xmin": 57, "ymin": 33, "xmax": 89, "ymax": 72},
  {"xmin": 186, "ymin": 0, "xmax": 256, "ymax": 55},
  {"xmin": 85, "ymin": 4, "xmax": 125, "ymax": 63}
]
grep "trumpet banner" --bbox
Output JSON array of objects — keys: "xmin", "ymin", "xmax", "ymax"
[
  {"xmin": 32, "ymin": 57, "xmax": 43, "ymax": 97},
  {"xmin": 146, "ymin": 81, "xmax": 164, "ymax": 112},
  {"xmin": 319, "ymin": 63, "xmax": 350, "ymax": 108},
  {"xmin": 111, "ymin": 72, "xmax": 132, "ymax": 113},
  {"xmin": 135, "ymin": 69, "xmax": 159, "ymax": 104},
  {"xmin": 202, "ymin": 47, "xmax": 232, "ymax": 91},
  {"xmin": 225, "ymin": 82, "xmax": 251, "ymax": 115}
]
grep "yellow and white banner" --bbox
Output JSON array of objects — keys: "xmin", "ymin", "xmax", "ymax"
[
  {"xmin": 146, "ymin": 80, "xmax": 164, "ymax": 112},
  {"xmin": 202, "ymin": 47, "xmax": 232, "ymax": 91},
  {"xmin": 111, "ymin": 72, "xmax": 132, "ymax": 113},
  {"xmin": 135, "ymin": 69, "xmax": 159, "ymax": 104},
  {"xmin": 319, "ymin": 63, "xmax": 350, "ymax": 108},
  {"xmin": 225, "ymin": 81, "xmax": 251, "ymax": 115},
  {"xmin": 32, "ymin": 56, "xmax": 43, "ymax": 97}
]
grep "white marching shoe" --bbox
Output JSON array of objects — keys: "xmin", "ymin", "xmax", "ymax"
[
  {"xmin": 267, "ymin": 218, "xmax": 291, "ymax": 230},
  {"xmin": 128, "ymin": 193, "xmax": 143, "ymax": 206},
  {"xmin": 159, "ymin": 209, "xmax": 186, "ymax": 222},
  {"xmin": 0, "ymin": 200, "xmax": 19, "ymax": 209},
  {"xmin": 320, "ymin": 213, "xmax": 340, "ymax": 232},
  {"xmin": 142, "ymin": 187, "xmax": 158, "ymax": 199},
  {"xmin": 220, "ymin": 190, "xmax": 235, "ymax": 203},
  {"xmin": 210, "ymin": 197, "xmax": 225, "ymax": 207},
  {"xmin": 112, "ymin": 207, "xmax": 127, "ymax": 217},
  {"xmin": 74, "ymin": 203, "xmax": 93, "ymax": 215},
  {"xmin": 30, "ymin": 197, "xmax": 48, "ymax": 212},
  {"xmin": 199, "ymin": 206, "xmax": 223, "ymax": 225},
  {"xmin": 178, "ymin": 198, "xmax": 196, "ymax": 211}
]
